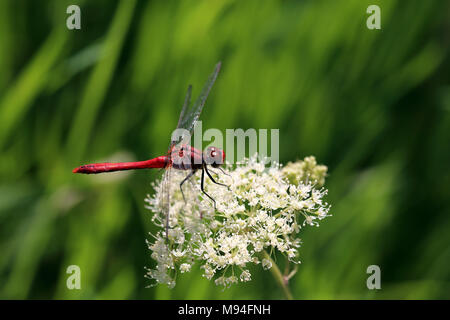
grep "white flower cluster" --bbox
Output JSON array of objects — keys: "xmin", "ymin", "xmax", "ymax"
[{"xmin": 145, "ymin": 155, "xmax": 330, "ymax": 288}]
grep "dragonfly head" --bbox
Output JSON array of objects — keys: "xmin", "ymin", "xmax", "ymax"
[{"xmin": 204, "ymin": 146, "xmax": 225, "ymax": 168}]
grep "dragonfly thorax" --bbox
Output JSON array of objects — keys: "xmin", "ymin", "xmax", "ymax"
[
  {"xmin": 203, "ymin": 146, "xmax": 225, "ymax": 168},
  {"xmin": 170, "ymin": 145, "xmax": 225, "ymax": 169}
]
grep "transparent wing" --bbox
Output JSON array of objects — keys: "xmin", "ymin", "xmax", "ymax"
[
  {"xmin": 176, "ymin": 85, "xmax": 192, "ymax": 131},
  {"xmin": 161, "ymin": 62, "xmax": 221, "ymax": 236},
  {"xmin": 160, "ymin": 167, "xmax": 171, "ymax": 237},
  {"xmin": 170, "ymin": 85, "xmax": 192, "ymax": 148},
  {"xmin": 171, "ymin": 62, "xmax": 221, "ymax": 146}
]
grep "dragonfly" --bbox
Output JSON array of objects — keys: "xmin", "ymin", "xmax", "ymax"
[{"xmin": 73, "ymin": 62, "xmax": 228, "ymax": 235}]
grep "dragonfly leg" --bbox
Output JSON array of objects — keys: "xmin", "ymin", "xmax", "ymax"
[
  {"xmin": 217, "ymin": 167, "xmax": 232, "ymax": 178},
  {"xmin": 204, "ymin": 165, "xmax": 230, "ymax": 190},
  {"xmin": 201, "ymin": 167, "xmax": 216, "ymax": 209},
  {"xmin": 180, "ymin": 170, "xmax": 196, "ymax": 204},
  {"xmin": 206, "ymin": 167, "xmax": 223, "ymax": 179}
]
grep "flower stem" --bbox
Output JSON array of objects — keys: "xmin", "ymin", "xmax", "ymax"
[{"xmin": 263, "ymin": 251, "xmax": 294, "ymax": 300}]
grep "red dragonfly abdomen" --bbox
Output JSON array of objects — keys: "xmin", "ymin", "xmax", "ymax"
[{"xmin": 72, "ymin": 156, "xmax": 168, "ymax": 174}]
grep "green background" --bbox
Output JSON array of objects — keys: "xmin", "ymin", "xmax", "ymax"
[{"xmin": 0, "ymin": 0, "xmax": 449, "ymax": 299}]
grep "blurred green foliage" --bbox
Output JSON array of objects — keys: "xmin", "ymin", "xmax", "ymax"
[{"xmin": 0, "ymin": 0, "xmax": 449, "ymax": 299}]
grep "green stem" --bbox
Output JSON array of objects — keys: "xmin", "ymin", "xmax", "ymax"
[{"xmin": 263, "ymin": 251, "xmax": 293, "ymax": 300}]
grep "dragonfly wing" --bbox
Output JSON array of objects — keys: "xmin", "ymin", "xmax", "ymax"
[
  {"xmin": 160, "ymin": 167, "xmax": 171, "ymax": 237},
  {"xmin": 170, "ymin": 85, "xmax": 193, "ymax": 148},
  {"xmin": 160, "ymin": 62, "xmax": 222, "ymax": 235},
  {"xmin": 175, "ymin": 62, "xmax": 222, "ymax": 143},
  {"xmin": 175, "ymin": 85, "xmax": 192, "ymax": 131}
]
